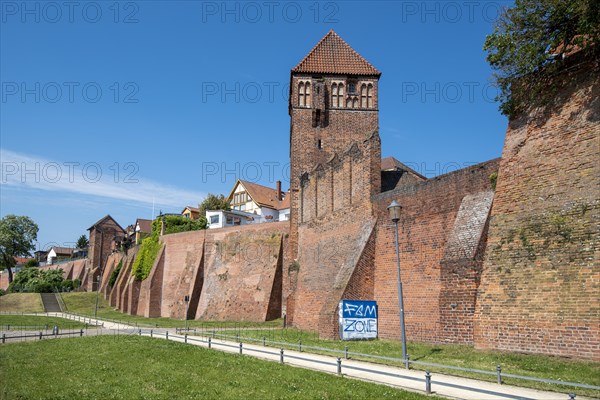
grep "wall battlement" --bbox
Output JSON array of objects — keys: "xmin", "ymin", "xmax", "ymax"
[{"xmin": 299, "ymin": 131, "xmax": 381, "ymax": 225}]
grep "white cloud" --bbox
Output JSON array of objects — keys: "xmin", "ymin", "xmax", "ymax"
[{"xmin": 0, "ymin": 148, "xmax": 205, "ymax": 208}]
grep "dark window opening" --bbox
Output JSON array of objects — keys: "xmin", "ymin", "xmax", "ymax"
[
  {"xmin": 317, "ymin": 139, "xmax": 322, "ymax": 149},
  {"xmin": 348, "ymin": 82, "xmax": 356, "ymax": 94}
]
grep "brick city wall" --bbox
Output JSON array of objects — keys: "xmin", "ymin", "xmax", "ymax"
[
  {"xmin": 74, "ymin": 52, "xmax": 599, "ymax": 361},
  {"xmin": 160, "ymin": 230, "xmax": 205, "ymax": 319},
  {"xmin": 105, "ymin": 222, "xmax": 288, "ymax": 322},
  {"xmin": 474, "ymin": 55, "xmax": 600, "ymax": 361},
  {"xmin": 195, "ymin": 222, "xmax": 286, "ymax": 321},
  {"xmin": 110, "ymin": 247, "xmax": 139, "ymax": 309},
  {"xmin": 0, "ymin": 272, "xmax": 8, "ymax": 291},
  {"xmin": 373, "ymin": 160, "xmax": 499, "ymax": 344}
]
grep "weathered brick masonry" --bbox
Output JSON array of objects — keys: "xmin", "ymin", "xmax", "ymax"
[
  {"xmin": 373, "ymin": 161, "xmax": 498, "ymax": 344},
  {"xmin": 474, "ymin": 55, "xmax": 600, "ymax": 360},
  {"xmin": 195, "ymin": 222, "xmax": 286, "ymax": 321}
]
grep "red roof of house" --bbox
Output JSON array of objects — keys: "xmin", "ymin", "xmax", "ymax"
[
  {"xmin": 292, "ymin": 30, "xmax": 381, "ymax": 76},
  {"xmin": 278, "ymin": 191, "xmax": 290, "ymax": 210},
  {"xmin": 136, "ymin": 219, "xmax": 153, "ymax": 233},
  {"xmin": 14, "ymin": 257, "xmax": 34, "ymax": 265},
  {"xmin": 381, "ymin": 156, "xmax": 426, "ymax": 179},
  {"xmin": 230, "ymin": 180, "xmax": 289, "ymax": 211},
  {"xmin": 87, "ymin": 214, "xmax": 126, "ymax": 233},
  {"xmin": 50, "ymin": 247, "xmax": 74, "ymax": 256}
]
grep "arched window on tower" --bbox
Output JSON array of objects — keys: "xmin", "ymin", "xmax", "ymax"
[
  {"xmin": 346, "ymin": 98, "xmax": 352, "ymax": 108},
  {"xmin": 298, "ymin": 82, "xmax": 305, "ymax": 107},
  {"xmin": 367, "ymin": 84, "xmax": 373, "ymax": 108},
  {"xmin": 332, "ymin": 83, "xmax": 338, "ymax": 108},
  {"xmin": 360, "ymin": 84, "xmax": 367, "ymax": 108},
  {"xmin": 338, "ymin": 84, "xmax": 344, "ymax": 106},
  {"xmin": 348, "ymin": 82, "xmax": 356, "ymax": 94},
  {"xmin": 353, "ymin": 98, "xmax": 359, "ymax": 108},
  {"xmin": 305, "ymin": 82, "xmax": 311, "ymax": 106}
]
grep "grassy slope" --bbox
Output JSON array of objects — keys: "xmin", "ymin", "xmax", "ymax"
[
  {"xmin": 61, "ymin": 292, "xmax": 282, "ymax": 328},
  {"xmin": 0, "ymin": 293, "xmax": 43, "ymax": 313},
  {"xmin": 0, "ymin": 336, "xmax": 437, "ymax": 400},
  {"xmin": 0, "ymin": 315, "xmax": 89, "ymax": 330},
  {"xmin": 203, "ymin": 328, "xmax": 600, "ymax": 396}
]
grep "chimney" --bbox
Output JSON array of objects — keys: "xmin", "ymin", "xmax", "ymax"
[{"xmin": 276, "ymin": 180, "xmax": 282, "ymax": 201}]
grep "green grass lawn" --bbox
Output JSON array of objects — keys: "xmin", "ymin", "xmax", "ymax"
[
  {"xmin": 0, "ymin": 335, "xmax": 438, "ymax": 400},
  {"xmin": 0, "ymin": 293, "xmax": 43, "ymax": 313},
  {"xmin": 61, "ymin": 292, "xmax": 283, "ymax": 329},
  {"xmin": 0, "ymin": 315, "xmax": 89, "ymax": 330},
  {"xmin": 54, "ymin": 293, "xmax": 600, "ymax": 396},
  {"xmin": 200, "ymin": 327, "xmax": 600, "ymax": 397}
]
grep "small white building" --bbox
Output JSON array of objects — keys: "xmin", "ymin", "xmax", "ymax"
[
  {"xmin": 206, "ymin": 209, "xmax": 260, "ymax": 229},
  {"xmin": 206, "ymin": 180, "xmax": 290, "ymax": 229}
]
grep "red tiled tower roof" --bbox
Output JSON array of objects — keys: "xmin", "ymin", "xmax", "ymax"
[{"xmin": 292, "ymin": 30, "xmax": 381, "ymax": 76}]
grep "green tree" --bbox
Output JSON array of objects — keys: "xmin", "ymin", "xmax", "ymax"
[
  {"xmin": 7, "ymin": 267, "xmax": 41, "ymax": 292},
  {"xmin": 198, "ymin": 193, "xmax": 231, "ymax": 217},
  {"xmin": 8, "ymin": 267, "xmax": 65, "ymax": 293},
  {"xmin": 0, "ymin": 215, "xmax": 39, "ymax": 284},
  {"xmin": 76, "ymin": 234, "xmax": 89, "ymax": 249},
  {"xmin": 484, "ymin": 0, "xmax": 599, "ymax": 116}
]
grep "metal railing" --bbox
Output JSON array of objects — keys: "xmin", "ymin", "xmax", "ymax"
[
  {"xmin": 0, "ymin": 311, "xmax": 103, "ymax": 328},
  {"xmin": 62, "ymin": 311, "xmax": 159, "ymax": 328},
  {"xmin": 196, "ymin": 330, "xmax": 600, "ymax": 393},
  {"xmin": 1, "ymin": 329, "xmax": 85, "ymax": 343},
  {"xmin": 55, "ymin": 290, "xmax": 66, "ymax": 312},
  {"xmin": 1, "ymin": 312, "xmax": 596, "ymax": 396},
  {"xmin": 52, "ymin": 298, "xmax": 159, "ymax": 328},
  {"xmin": 137, "ymin": 329, "xmax": 590, "ymax": 399},
  {"xmin": 1, "ymin": 325, "xmax": 49, "ymax": 331}
]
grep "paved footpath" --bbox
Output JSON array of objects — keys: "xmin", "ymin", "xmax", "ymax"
[{"xmin": 6, "ymin": 312, "xmax": 593, "ymax": 400}]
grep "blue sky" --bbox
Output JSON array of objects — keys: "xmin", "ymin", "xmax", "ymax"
[{"xmin": 1, "ymin": 0, "xmax": 510, "ymax": 250}]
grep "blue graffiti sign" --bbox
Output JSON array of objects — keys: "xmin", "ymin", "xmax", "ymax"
[{"xmin": 338, "ymin": 300, "xmax": 378, "ymax": 340}]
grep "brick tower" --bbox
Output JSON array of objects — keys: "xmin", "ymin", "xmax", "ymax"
[
  {"xmin": 289, "ymin": 30, "xmax": 382, "ymax": 260},
  {"xmin": 286, "ymin": 31, "xmax": 382, "ymax": 333}
]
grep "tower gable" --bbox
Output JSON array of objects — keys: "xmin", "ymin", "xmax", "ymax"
[{"xmin": 292, "ymin": 30, "xmax": 381, "ymax": 76}]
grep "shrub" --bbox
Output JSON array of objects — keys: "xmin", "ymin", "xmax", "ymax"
[
  {"xmin": 62, "ymin": 279, "xmax": 74, "ymax": 291},
  {"xmin": 489, "ymin": 172, "xmax": 498, "ymax": 191},
  {"xmin": 131, "ymin": 235, "xmax": 162, "ymax": 281},
  {"xmin": 108, "ymin": 260, "xmax": 123, "ymax": 287},
  {"xmin": 162, "ymin": 215, "xmax": 207, "ymax": 235}
]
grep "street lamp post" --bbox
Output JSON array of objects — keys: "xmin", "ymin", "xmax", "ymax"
[
  {"xmin": 388, "ymin": 200, "xmax": 407, "ymax": 361},
  {"xmin": 184, "ymin": 295, "xmax": 190, "ymax": 332}
]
